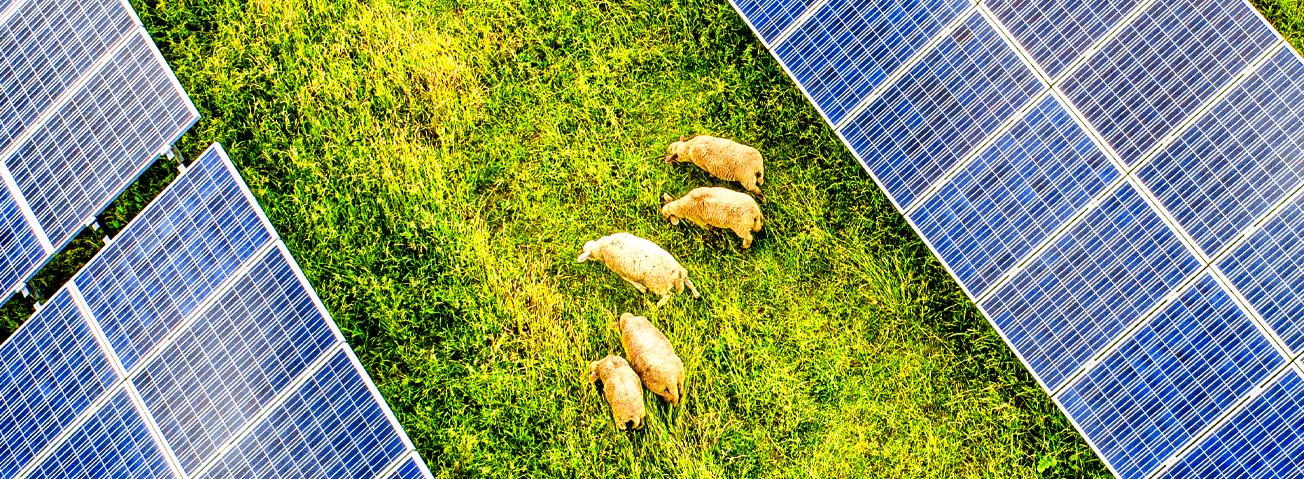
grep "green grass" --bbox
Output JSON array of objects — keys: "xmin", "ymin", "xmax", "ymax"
[{"xmin": 0, "ymin": 0, "xmax": 1299, "ymax": 476}]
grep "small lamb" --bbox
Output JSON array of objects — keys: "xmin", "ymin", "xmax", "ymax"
[
  {"xmin": 666, "ymin": 135, "xmax": 765, "ymax": 201},
  {"xmin": 661, "ymin": 187, "xmax": 764, "ymax": 248},
  {"xmin": 589, "ymin": 355, "xmax": 646, "ymax": 430},
  {"xmin": 617, "ymin": 313, "xmax": 685, "ymax": 406},
  {"xmin": 577, "ymin": 233, "xmax": 700, "ymax": 306}
]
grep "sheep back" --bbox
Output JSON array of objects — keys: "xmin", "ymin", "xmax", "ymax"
[
  {"xmin": 583, "ymin": 233, "xmax": 689, "ymax": 296},
  {"xmin": 618, "ymin": 313, "xmax": 685, "ymax": 406},
  {"xmin": 588, "ymin": 355, "xmax": 645, "ymax": 430}
]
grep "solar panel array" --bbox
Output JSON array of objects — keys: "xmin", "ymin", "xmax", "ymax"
[
  {"xmin": 0, "ymin": 144, "xmax": 432, "ymax": 479},
  {"xmin": 0, "ymin": 0, "xmax": 198, "ymax": 307},
  {"xmin": 728, "ymin": 0, "xmax": 1304, "ymax": 475}
]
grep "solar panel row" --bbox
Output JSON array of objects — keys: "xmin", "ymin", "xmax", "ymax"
[
  {"xmin": 728, "ymin": 0, "xmax": 1304, "ymax": 475},
  {"xmin": 0, "ymin": 0, "xmax": 197, "ymax": 309},
  {"xmin": 0, "ymin": 144, "xmax": 431, "ymax": 478}
]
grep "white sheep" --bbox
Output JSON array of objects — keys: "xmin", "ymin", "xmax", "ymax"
[
  {"xmin": 617, "ymin": 313, "xmax": 684, "ymax": 406},
  {"xmin": 588, "ymin": 354, "xmax": 645, "ymax": 430},
  {"xmin": 577, "ymin": 233, "xmax": 700, "ymax": 306},
  {"xmin": 665, "ymin": 135, "xmax": 765, "ymax": 201},
  {"xmin": 661, "ymin": 187, "xmax": 764, "ymax": 248}
]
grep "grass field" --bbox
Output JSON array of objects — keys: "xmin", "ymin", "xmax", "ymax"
[{"xmin": 1, "ymin": 0, "xmax": 1301, "ymax": 476}]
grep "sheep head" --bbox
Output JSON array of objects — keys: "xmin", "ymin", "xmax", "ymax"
[
  {"xmin": 660, "ymin": 193, "xmax": 680, "ymax": 225},
  {"xmin": 576, "ymin": 240, "xmax": 599, "ymax": 262},
  {"xmin": 665, "ymin": 141, "xmax": 686, "ymax": 163}
]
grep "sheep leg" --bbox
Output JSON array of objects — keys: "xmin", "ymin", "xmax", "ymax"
[
  {"xmin": 656, "ymin": 294, "xmax": 672, "ymax": 307},
  {"xmin": 733, "ymin": 227, "xmax": 754, "ymax": 249},
  {"xmin": 684, "ymin": 278, "xmax": 701, "ymax": 298},
  {"xmin": 622, "ymin": 277, "xmax": 648, "ymax": 293}
]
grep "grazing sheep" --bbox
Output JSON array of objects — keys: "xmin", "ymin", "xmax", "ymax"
[
  {"xmin": 661, "ymin": 187, "xmax": 764, "ymax": 248},
  {"xmin": 617, "ymin": 313, "xmax": 684, "ymax": 406},
  {"xmin": 665, "ymin": 135, "xmax": 765, "ymax": 201},
  {"xmin": 589, "ymin": 355, "xmax": 646, "ymax": 430},
  {"xmin": 577, "ymin": 233, "xmax": 700, "ymax": 306}
]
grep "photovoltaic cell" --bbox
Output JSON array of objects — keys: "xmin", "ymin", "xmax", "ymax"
[
  {"xmin": 729, "ymin": 0, "xmax": 820, "ymax": 45},
  {"xmin": 910, "ymin": 95, "xmax": 1118, "ymax": 297},
  {"xmin": 1158, "ymin": 368, "xmax": 1304, "ymax": 479},
  {"xmin": 1138, "ymin": 45, "xmax": 1304, "ymax": 257},
  {"xmin": 385, "ymin": 457, "xmax": 431, "ymax": 479},
  {"xmin": 0, "ymin": 186, "xmax": 43, "ymax": 296},
  {"xmin": 980, "ymin": 183, "xmax": 1201, "ymax": 391},
  {"xmin": 839, "ymin": 12, "xmax": 1044, "ymax": 208},
  {"xmin": 0, "ymin": 289, "xmax": 117, "ymax": 479},
  {"xmin": 773, "ymin": 0, "xmax": 970, "ymax": 125},
  {"xmin": 133, "ymin": 248, "xmax": 338, "ymax": 474},
  {"xmin": 0, "ymin": 0, "xmax": 136, "ymax": 150},
  {"xmin": 23, "ymin": 388, "xmax": 177, "ymax": 479},
  {"xmin": 197, "ymin": 349, "xmax": 408, "ymax": 479},
  {"xmin": 1059, "ymin": 0, "xmax": 1278, "ymax": 166},
  {"xmin": 1057, "ymin": 274, "xmax": 1283, "ymax": 479},
  {"xmin": 1219, "ymin": 189, "xmax": 1304, "ymax": 354},
  {"xmin": 5, "ymin": 30, "xmax": 197, "ymax": 248},
  {"xmin": 986, "ymin": 0, "xmax": 1143, "ymax": 78},
  {"xmin": 74, "ymin": 145, "xmax": 273, "ymax": 372}
]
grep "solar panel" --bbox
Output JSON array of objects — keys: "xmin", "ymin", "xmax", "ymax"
[
  {"xmin": 22, "ymin": 388, "xmax": 177, "ymax": 479},
  {"xmin": 1137, "ymin": 44, "xmax": 1304, "ymax": 258},
  {"xmin": 0, "ymin": 142, "xmax": 431, "ymax": 478},
  {"xmin": 1219, "ymin": 186, "xmax": 1304, "ymax": 355},
  {"xmin": 729, "ymin": 0, "xmax": 1304, "ymax": 473},
  {"xmin": 0, "ymin": 186, "xmax": 43, "ymax": 297},
  {"xmin": 985, "ymin": 0, "xmax": 1143, "ymax": 78},
  {"xmin": 1058, "ymin": 0, "xmax": 1279, "ymax": 166},
  {"xmin": 0, "ymin": 288, "xmax": 118, "ymax": 479},
  {"xmin": 132, "ymin": 247, "xmax": 339, "ymax": 474},
  {"xmin": 837, "ymin": 11, "xmax": 1044, "ymax": 209},
  {"xmin": 73, "ymin": 142, "xmax": 274, "ymax": 372},
  {"xmin": 4, "ymin": 29, "xmax": 198, "ymax": 248},
  {"xmin": 1157, "ymin": 366, "xmax": 1304, "ymax": 478},
  {"xmin": 909, "ymin": 94, "xmax": 1119, "ymax": 298},
  {"xmin": 1056, "ymin": 273, "xmax": 1283, "ymax": 479},
  {"xmin": 771, "ymin": 0, "xmax": 970, "ymax": 125},
  {"xmin": 729, "ymin": 0, "xmax": 819, "ymax": 45},
  {"xmin": 0, "ymin": 0, "xmax": 136, "ymax": 150},
  {"xmin": 195, "ymin": 348, "xmax": 409, "ymax": 479},
  {"xmin": 980, "ymin": 182, "xmax": 1202, "ymax": 391}
]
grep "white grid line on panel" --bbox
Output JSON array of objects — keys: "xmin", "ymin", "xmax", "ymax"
[
  {"xmin": 980, "ymin": 0, "xmax": 1159, "ymax": 86},
  {"xmin": 375, "ymin": 451, "xmax": 436, "ymax": 479},
  {"xmin": 122, "ymin": 381, "xmax": 188, "ymax": 479},
  {"xmin": 10, "ymin": 372, "xmax": 127, "ymax": 479},
  {"xmin": 768, "ymin": 0, "xmax": 831, "ymax": 48},
  {"xmin": 66, "ymin": 282, "xmax": 127, "ymax": 379},
  {"xmin": 207, "ymin": 143, "xmax": 281, "ymax": 263}
]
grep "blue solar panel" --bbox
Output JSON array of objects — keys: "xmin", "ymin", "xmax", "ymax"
[
  {"xmin": 0, "ymin": 186, "xmax": 43, "ymax": 297},
  {"xmin": 1219, "ymin": 188, "xmax": 1304, "ymax": 355},
  {"xmin": 1057, "ymin": 274, "xmax": 1283, "ymax": 479},
  {"xmin": 0, "ymin": 288, "xmax": 118, "ymax": 479},
  {"xmin": 196, "ymin": 348, "xmax": 408, "ymax": 479},
  {"xmin": 133, "ymin": 247, "xmax": 339, "ymax": 474},
  {"xmin": 838, "ymin": 12, "xmax": 1044, "ymax": 208},
  {"xmin": 4, "ymin": 30, "xmax": 197, "ymax": 248},
  {"xmin": 910, "ymin": 94, "xmax": 1118, "ymax": 297},
  {"xmin": 1138, "ymin": 45, "xmax": 1304, "ymax": 258},
  {"xmin": 385, "ymin": 456, "xmax": 432, "ymax": 479},
  {"xmin": 1157, "ymin": 367, "xmax": 1304, "ymax": 479},
  {"xmin": 1059, "ymin": 0, "xmax": 1278, "ymax": 166},
  {"xmin": 980, "ymin": 183, "xmax": 1201, "ymax": 391},
  {"xmin": 74, "ymin": 144, "xmax": 273, "ymax": 372},
  {"xmin": 0, "ymin": 0, "xmax": 136, "ymax": 151},
  {"xmin": 730, "ymin": 0, "xmax": 819, "ymax": 45},
  {"xmin": 772, "ymin": 0, "xmax": 970, "ymax": 125},
  {"xmin": 24, "ymin": 388, "xmax": 177, "ymax": 479},
  {"xmin": 986, "ymin": 0, "xmax": 1143, "ymax": 78}
]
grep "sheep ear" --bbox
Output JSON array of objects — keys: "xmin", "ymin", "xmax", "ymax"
[
  {"xmin": 670, "ymin": 215, "xmax": 680, "ymax": 226},
  {"xmin": 665, "ymin": 153, "xmax": 677, "ymax": 163},
  {"xmin": 662, "ymin": 192, "xmax": 673, "ymax": 203},
  {"xmin": 588, "ymin": 361, "xmax": 600, "ymax": 383},
  {"xmin": 576, "ymin": 250, "xmax": 591, "ymax": 262}
]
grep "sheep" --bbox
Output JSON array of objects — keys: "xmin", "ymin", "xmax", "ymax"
[
  {"xmin": 661, "ymin": 187, "xmax": 764, "ymax": 248},
  {"xmin": 577, "ymin": 233, "xmax": 700, "ymax": 306},
  {"xmin": 665, "ymin": 135, "xmax": 765, "ymax": 201},
  {"xmin": 617, "ymin": 313, "xmax": 685, "ymax": 406},
  {"xmin": 588, "ymin": 354, "xmax": 646, "ymax": 430}
]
